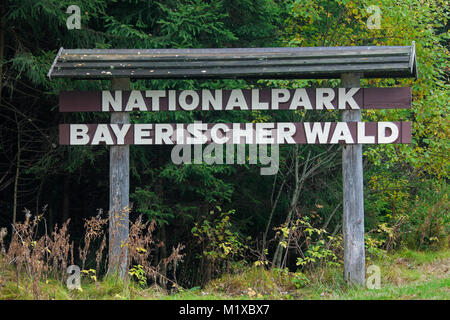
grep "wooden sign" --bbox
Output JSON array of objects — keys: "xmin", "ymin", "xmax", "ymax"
[
  {"xmin": 59, "ymin": 122, "xmax": 411, "ymax": 145},
  {"xmin": 50, "ymin": 44, "xmax": 417, "ymax": 286},
  {"xmin": 59, "ymin": 88, "xmax": 411, "ymax": 112}
]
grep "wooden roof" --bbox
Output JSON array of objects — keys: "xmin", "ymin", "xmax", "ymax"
[{"xmin": 48, "ymin": 43, "xmax": 417, "ymax": 80}]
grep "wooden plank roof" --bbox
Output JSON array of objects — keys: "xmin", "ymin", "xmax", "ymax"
[{"xmin": 48, "ymin": 43, "xmax": 417, "ymax": 80}]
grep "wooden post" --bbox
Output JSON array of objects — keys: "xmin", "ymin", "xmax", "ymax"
[
  {"xmin": 341, "ymin": 73, "xmax": 365, "ymax": 286},
  {"xmin": 108, "ymin": 78, "xmax": 130, "ymax": 279}
]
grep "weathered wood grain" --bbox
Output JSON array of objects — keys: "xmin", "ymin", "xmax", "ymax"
[
  {"xmin": 48, "ymin": 44, "xmax": 417, "ymax": 80},
  {"xmin": 341, "ymin": 73, "xmax": 365, "ymax": 286},
  {"xmin": 108, "ymin": 78, "xmax": 130, "ymax": 279}
]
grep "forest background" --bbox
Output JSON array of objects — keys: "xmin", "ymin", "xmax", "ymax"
[{"xmin": 0, "ymin": 0, "xmax": 448, "ymax": 297}]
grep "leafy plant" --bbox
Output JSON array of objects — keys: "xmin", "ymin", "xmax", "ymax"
[
  {"xmin": 192, "ymin": 207, "xmax": 244, "ymax": 262},
  {"xmin": 291, "ymin": 271, "xmax": 310, "ymax": 289},
  {"xmin": 129, "ymin": 264, "xmax": 147, "ymax": 287},
  {"xmin": 131, "ymin": 187, "xmax": 174, "ymax": 226}
]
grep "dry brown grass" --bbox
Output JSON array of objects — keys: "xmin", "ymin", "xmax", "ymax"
[{"xmin": 0, "ymin": 207, "xmax": 184, "ymax": 299}]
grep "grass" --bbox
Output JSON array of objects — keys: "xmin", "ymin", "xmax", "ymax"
[
  {"xmin": 333, "ymin": 277, "xmax": 449, "ymax": 300},
  {"xmin": 0, "ymin": 248, "xmax": 448, "ymax": 300}
]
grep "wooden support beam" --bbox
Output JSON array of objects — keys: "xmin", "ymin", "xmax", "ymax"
[
  {"xmin": 341, "ymin": 73, "xmax": 365, "ymax": 286},
  {"xmin": 108, "ymin": 77, "xmax": 130, "ymax": 279}
]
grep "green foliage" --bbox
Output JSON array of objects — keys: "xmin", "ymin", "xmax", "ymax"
[
  {"xmin": 160, "ymin": 163, "xmax": 235, "ymax": 203},
  {"xmin": 285, "ymin": 0, "xmax": 449, "ymax": 178},
  {"xmin": 207, "ymin": 266, "xmax": 298, "ymax": 297},
  {"xmin": 290, "ymin": 271, "xmax": 310, "ymax": 289},
  {"xmin": 191, "ymin": 207, "xmax": 244, "ymax": 262},
  {"xmin": 366, "ymin": 176, "xmax": 449, "ymax": 252},
  {"xmin": 365, "ymin": 235, "xmax": 387, "ymax": 261},
  {"xmin": 296, "ymin": 239, "xmax": 340, "ymax": 269},
  {"xmin": 81, "ymin": 269, "xmax": 98, "ymax": 282},
  {"xmin": 128, "ymin": 264, "xmax": 147, "ymax": 287},
  {"xmin": 284, "ymin": 0, "xmax": 449, "ymax": 255},
  {"xmin": 131, "ymin": 187, "xmax": 174, "ymax": 226},
  {"xmin": 402, "ymin": 181, "xmax": 449, "ymax": 250},
  {"xmin": 1, "ymin": 0, "xmax": 448, "ymax": 289},
  {"xmin": 273, "ymin": 215, "xmax": 341, "ymax": 269},
  {"xmin": 157, "ymin": 0, "xmax": 236, "ymax": 47}
]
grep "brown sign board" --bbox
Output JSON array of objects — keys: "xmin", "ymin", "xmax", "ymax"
[
  {"xmin": 59, "ymin": 122, "xmax": 411, "ymax": 146},
  {"xmin": 59, "ymin": 88, "xmax": 411, "ymax": 112}
]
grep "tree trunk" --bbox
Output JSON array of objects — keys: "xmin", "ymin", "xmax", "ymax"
[
  {"xmin": 0, "ymin": 0, "xmax": 6, "ymax": 99},
  {"xmin": 159, "ymin": 224, "xmax": 167, "ymax": 286},
  {"xmin": 262, "ymin": 173, "xmax": 287, "ymax": 259},
  {"xmin": 272, "ymin": 145, "xmax": 307, "ymax": 268},
  {"xmin": 12, "ymin": 114, "xmax": 20, "ymax": 225},
  {"xmin": 62, "ymin": 177, "xmax": 70, "ymax": 223}
]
